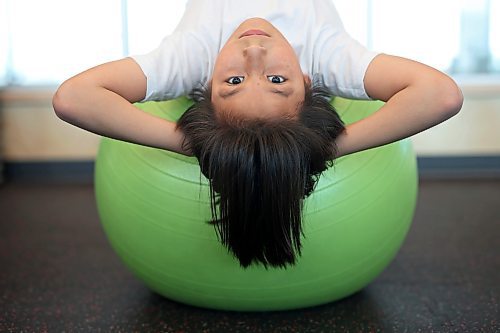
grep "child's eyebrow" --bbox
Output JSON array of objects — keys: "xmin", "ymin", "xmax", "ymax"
[
  {"xmin": 219, "ymin": 88, "xmax": 293, "ymax": 99},
  {"xmin": 219, "ymin": 89, "xmax": 241, "ymax": 99},
  {"xmin": 271, "ymin": 88, "xmax": 292, "ymax": 97}
]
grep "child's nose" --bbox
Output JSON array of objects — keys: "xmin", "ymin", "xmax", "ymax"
[{"xmin": 243, "ymin": 45, "xmax": 267, "ymax": 72}]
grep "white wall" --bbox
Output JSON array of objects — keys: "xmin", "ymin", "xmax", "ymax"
[{"xmin": 1, "ymin": 85, "xmax": 499, "ymax": 162}]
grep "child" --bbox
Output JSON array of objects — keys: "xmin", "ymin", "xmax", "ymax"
[{"xmin": 53, "ymin": 0, "xmax": 463, "ymax": 268}]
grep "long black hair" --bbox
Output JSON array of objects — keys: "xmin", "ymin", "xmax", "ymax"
[{"xmin": 176, "ymin": 85, "xmax": 344, "ymax": 268}]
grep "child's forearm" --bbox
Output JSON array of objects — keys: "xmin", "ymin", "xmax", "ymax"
[
  {"xmin": 335, "ymin": 55, "xmax": 463, "ymax": 158},
  {"xmin": 52, "ymin": 58, "xmax": 191, "ymax": 156},
  {"xmin": 53, "ymin": 83, "xmax": 187, "ymax": 155},
  {"xmin": 335, "ymin": 85, "xmax": 462, "ymax": 157}
]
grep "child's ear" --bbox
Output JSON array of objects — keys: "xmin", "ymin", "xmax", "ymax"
[{"xmin": 303, "ymin": 74, "xmax": 311, "ymax": 88}]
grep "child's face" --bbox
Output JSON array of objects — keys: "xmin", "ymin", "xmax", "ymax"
[{"xmin": 211, "ymin": 18, "xmax": 309, "ymax": 119}]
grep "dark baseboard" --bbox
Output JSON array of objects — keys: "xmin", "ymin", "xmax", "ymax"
[
  {"xmin": 417, "ymin": 155, "xmax": 500, "ymax": 179},
  {"xmin": 3, "ymin": 161, "xmax": 94, "ymax": 184},
  {"xmin": 1, "ymin": 156, "xmax": 499, "ymax": 184}
]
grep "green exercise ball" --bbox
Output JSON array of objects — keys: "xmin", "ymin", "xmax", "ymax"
[{"xmin": 94, "ymin": 97, "xmax": 418, "ymax": 311}]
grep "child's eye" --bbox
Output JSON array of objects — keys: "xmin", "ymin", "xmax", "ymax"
[
  {"xmin": 267, "ymin": 75, "xmax": 286, "ymax": 83},
  {"xmin": 227, "ymin": 76, "xmax": 244, "ymax": 85}
]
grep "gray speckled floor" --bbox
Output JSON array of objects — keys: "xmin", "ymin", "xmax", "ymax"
[{"xmin": 1, "ymin": 180, "xmax": 499, "ymax": 333}]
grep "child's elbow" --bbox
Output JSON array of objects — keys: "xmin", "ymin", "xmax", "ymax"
[
  {"xmin": 438, "ymin": 79, "xmax": 464, "ymax": 120},
  {"xmin": 52, "ymin": 79, "xmax": 79, "ymax": 123}
]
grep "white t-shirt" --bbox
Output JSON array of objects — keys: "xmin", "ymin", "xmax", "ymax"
[{"xmin": 131, "ymin": 0, "xmax": 379, "ymax": 101}]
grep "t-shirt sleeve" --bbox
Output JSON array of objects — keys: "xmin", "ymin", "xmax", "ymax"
[
  {"xmin": 312, "ymin": 0, "xmax": 379, "ymax": 100},
  {"xmin": 130, "ymin": 32, "xmax": 212, "ymax": 101},
  {"xmin": 316, "ymin": 32, "xmax": 379, "ymax": 100},
  {"xmin": 129, "ymin": 0, "xmax": 221, "ymax": 102}
]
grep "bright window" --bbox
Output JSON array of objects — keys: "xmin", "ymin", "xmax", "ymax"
[
  {"xmin": 1, "ymin": 0, "xmax": 124, "ymax": 85},
  {"xmin": 0, "ymin": 0, "xmax": 498, "ymax": 87}
]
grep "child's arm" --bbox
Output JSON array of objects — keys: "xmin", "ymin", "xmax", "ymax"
[
  {"xmin": 335, "ymin": 54, "xmax": 463, "ymax": 157},
  {"xmin": 52, "ymin": 58, "xmax": 189, "ymax": 155}
]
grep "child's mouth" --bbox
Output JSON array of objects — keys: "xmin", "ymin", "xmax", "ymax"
[{"xmin": 239, "ymin": 29, "xmax": 270, "ymax": 38}]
